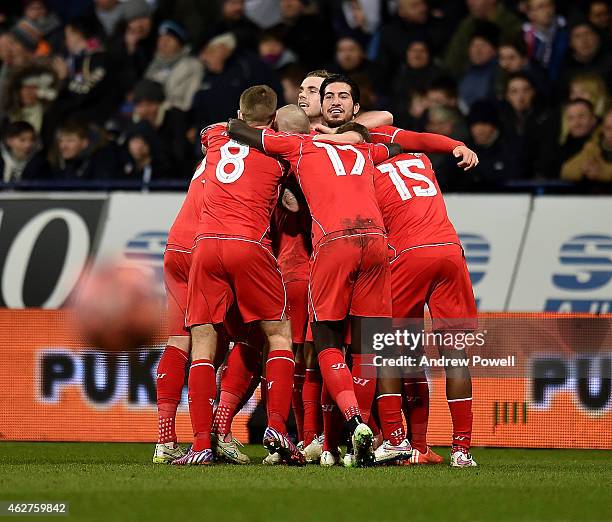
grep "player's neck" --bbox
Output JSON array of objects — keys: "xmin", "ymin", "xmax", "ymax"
[{"xmin": 309, "ymin": 116, "xmax": 323, "ymax": 129}]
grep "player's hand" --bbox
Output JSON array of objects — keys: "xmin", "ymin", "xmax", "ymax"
[
  {"xmin": 453, "ymin": 146, "xmax": 479, "ymax": 170},
  {"xmin": 281, "ymin": 188, "xmax": 300, "ymax": 212},
  {"xmin": 312, "ymin": 124, "xmax": 335, "ymax": 135}
]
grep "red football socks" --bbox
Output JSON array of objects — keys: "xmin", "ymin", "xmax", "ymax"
[
  {"xmin": 292, "ymin": 361, "xmax": 306, "ymax": 441},
  {"xmin": 214, "ymin": 343, "xmax": 258, "ymax": 436},
  {"xmin": 318, "ymin": 348, "xmax": 361, "ymax": 421},
  {"xmin": 188, "ymin": 359, "xmax": 216, "ymax": 451},
  {"xmin": 403, "ymin": 377, "xmax": 430, "ymax": 453},
  {"xmin": 156, "ymin": 345, "xmax": 188, "ymax": 444},
  {"xmin": 265, "ymin": 351, "xmax": 295, "ymax": 433},
  {"xmin": 351, "ymin": 353, "xmax": 377, "ymax": 424},
  {"xmin": 448, "ymin": 397, "xmax": 473, "ymax": 450},
  {"xmin": 302, "ymin": 369, "xmax": 322, "ymax": 445},
  {"xmin": 377, "ymin": 394, "xmax": 405, "ymax": 446},
  {"xmin": 321, "ymin": 384, "xmax": 344, "ymax": 452}
]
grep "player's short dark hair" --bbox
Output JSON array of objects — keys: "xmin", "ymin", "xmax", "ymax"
[
  {"xmin": 305, "ymin": 69, "xmax": 332, "ymax": 80},
  {"xmin": 565, "ymin": 97, "xmax": 595, "ymax": 114},
  {"xmin": 3, "ymin": 120, "xmax": 35, "ymax": 140},
  {"xmin": 335, "ymin": 121, "xmax": 371, "ymax": 143},
  {"xmin": 239, "ymin": 85, "xmax": 277, "ymax": 125},
  {"xmin": 319, "ymin": 74, "xmax": 361, "ymax": 105}
]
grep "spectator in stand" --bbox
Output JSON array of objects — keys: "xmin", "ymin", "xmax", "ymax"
[
  {"xmin": 258, "ymin": 28, "xmax": 298, "ymax": 71},
  {"xmin": 50, "ymin": 17, "xmax": 116, "ymax": 128},
  {"xmin": 192, "ymin": 32, "xmax": 282, "ymax": 128},
  {"xmin": 274, "ymin": 0, "xmax": 334, "ymax": 70},
  {"xmin": 587, "ymin": 0, "xmax": 611, "ymax": 40},
  {"xmin": 156, "ymin": 0, "xmax": 218, "ymax": 46},
  {"xmin": 119, "ymin": 121, "xmax": 171, "ymax": 185},
  {"xmin": 561, "ymin": 107, "xmax": 612, "ymax": 183},
  {"xmin": 22, "ymin": 0, "xmax": 63, "ymax": 52},
  {"xmin": 1, "ymin": 65, "xmax": 58, "ymax": 146},
  {"xmin": 494, "ymin": 36, "xmax": 550, "ymax": 97},
  {"xmin": 130, "ymin": 79, "xmax": 193, "ymax": 177},
  {"xmin": 203, "ymin": 0, "xmax": 259, "ymax": 51},
  {"xmin": 458, "ymin": 22, "xmax": 499, "ymax": 113},
  {"xmin": 377, "ymin": 0, "xmax": 447, "ymax": 83},
  {"xmin": 0, "ymin": 19, "xmax": 44, "ymax": 108},
  {"xmin": 329, "ymin": 0, "xmax": 382, "ymax": 47},
  {"xmin": 499, "ymin": 72, "xmax": 558, "ymax": 178},
  {"xmin": 559, "ymin": 98, "xmax": 600, "ymax": 164},
  {"xmin": 558, "ymin": 21, "xmax": 612, "ymax": 95},
  {"xmin": 425, "ymin": 76, "xmax": 460, "ymax": 110},
  {"xmin": 50, "ymin": 120, "xmax": 117, "ymax": 181},
  {"xmin": 445, "ymin": 0, "xmax": 522, "ymax": 77},
  {"xmin": 522, "ymin": 0, "xmax": 569, "ymax": 81},
  {"xmin": 425, "ymin": 105, "xmax": 470, "ymax": 189},
  {"xmin": 0, "ymin": 121, "xmax": 49, "ymax": 183},
  {"xmin": 328, "ymin": 34, "xmax": 382, "ymax": 93},
  {"xmin": 392, "ymin": 37, "xmax": 445, "ymax": 103},
  {"xmin": 110, "ymin": 0, "xmax": 157, "ymax": 96},
  {"xmin": 89, "ymin": 0, "xmax": 125, "ymax": 39},
  {"xmin": 466, "ymin": 99, "xmax": 522, "ymax": 186},
  {"xmin": 280, "ymin": 64, "xmax": 305, "ymax": 104},
  {"xmin": 144, "ymin": 21, "xmax": 203, "ymax": 112},
  {"xmin": 568, "ymin": 73, "xmax": 609, "ymax": 119}
]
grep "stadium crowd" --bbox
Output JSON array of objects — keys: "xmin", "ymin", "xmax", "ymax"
[{"xmin": 0, "ymin": 0, "xmax": 611, "ymax": 191}]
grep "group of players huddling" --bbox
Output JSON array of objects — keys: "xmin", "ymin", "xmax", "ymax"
[{"xmin": 153, "ymin": 69, "xmax": 480, "ymax": 469}]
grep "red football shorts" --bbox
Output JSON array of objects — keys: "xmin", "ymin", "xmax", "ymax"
[
  {"xmin": 163, "ymin": 247, "xmax": 191, "ymax": 337},
  {"xmin": 285, "ymin": 279, "xmax": 308, "ymax": 344},
  {"xmin": 390, "ymin": 243, "xmax": 477, "ymax": 330},
  {"xmin": 187, "ymin": 236, "xmax": 287, "ymax": 326},
  {"xmin": 309, "ymin": 229, "xmax": 391, "ymax": 322}
]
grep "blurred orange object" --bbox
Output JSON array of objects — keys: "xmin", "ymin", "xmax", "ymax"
[{"xmin": 72, "ymin": 260, "xmax": 162, "ymax": 351}]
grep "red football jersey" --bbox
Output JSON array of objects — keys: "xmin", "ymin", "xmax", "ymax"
[
  {"xmin": 261, "ymin": 129, "xmax": 390, "ymax": 246},
  {"xmin": 374, "ymin": 153, "xmax": 459, "ymax": 254},
  {"xmin": 272, "ymin": 203, "xmax": 311, "ymax": 282},
  {"xmin": 198, "ymin": 124, "xmax": 287, "ymax": 241},
  {"xmin": 167, "ymin": 159, "xmax": 207, "ymax": 250},
  {"xmin": 370, "ymin": 125, "xmax": 463, "ymax": 153}
]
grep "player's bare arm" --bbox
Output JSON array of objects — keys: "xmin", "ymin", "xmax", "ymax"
[
  {"xmin": 354, "ymin": 110, "xmax": 393, "ymax": 129},
  {"xmin": 227, "ymin": 118, "xmax": 265, "ymax": 151}
]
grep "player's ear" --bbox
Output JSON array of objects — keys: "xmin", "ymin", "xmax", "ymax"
[
  {"xmin": 353, "ymin": 103, "xmax": 361, "ymax": 117},
  {"xmin": 237, "ymin": 110, "xmax": 243, "ymax": 121}
]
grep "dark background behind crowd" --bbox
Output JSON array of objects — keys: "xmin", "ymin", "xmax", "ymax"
[{"xmin": 0, "ymin": 0, "xmax": 611, "ymax": 192}]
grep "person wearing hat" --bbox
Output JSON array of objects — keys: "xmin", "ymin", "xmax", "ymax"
[
  {"xmin": 109, "ymin": 0, "xmax": 156, "ymax": 96},
  {"xmin": 130, "ymin": 79, "xmax": 193, "ymax": 178},
  {"xmin": 23, "ymin": 0, "xmax": 63, "ymax": 52},
  {"xmin": 466, "ymin": 99, "xmax": 522, "ymax": 187},
  {"xmin": 458, "ymin": 21, "xmax": 500, "ymax": 113},
  {"xmin": 144, "ymin": 20, "xmax": 203, "ymax": 112}
]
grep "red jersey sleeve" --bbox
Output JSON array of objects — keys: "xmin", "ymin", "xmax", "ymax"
[
  {"xmin": 370, "ymin": 125, "xmax": 464, "ymax": 154},
  {"xmin": 261, "ymin": 128, "xmax": 304, "ymax": 157},
  {"xmin": 201, "ymin": 123, "xmax": 226, "ymax": 148},
  {"xmin": 367, "ymin": 143, "xmax": 391, "ymax": 165}
]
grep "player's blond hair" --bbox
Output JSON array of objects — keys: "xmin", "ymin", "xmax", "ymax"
[
  {"xmin": 239, "ymin": 85, "xmax": 277, "ymax": 126},
  {"xmin": 305, "ymin": 69, "xmax": 332, "ymax": 80}
]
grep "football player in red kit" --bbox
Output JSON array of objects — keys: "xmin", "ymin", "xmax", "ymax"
[
  {"xmin": 156, "ymin": 156, "xmax": 262, "ymax": 465},
  {"xmin": 228, "ymin": 87, "xmax": 407, "ymax": 467},
  {"xmin": 336, "ymin": 121, "xmax": 479, "ymax": 467},
  {"xmin": 174, "ymin": 86, "xmax": 303, "ymax": 466}
]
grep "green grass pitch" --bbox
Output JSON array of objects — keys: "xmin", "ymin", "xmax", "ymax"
[{"xmin": 1, "ymin": 443, "xmax": 611, "ymax": 521}]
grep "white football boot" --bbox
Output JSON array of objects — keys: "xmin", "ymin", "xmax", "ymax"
[
  {"xmin": 343, "ymin": 452, "xmax": 356, "ymax": 468},
  {"xmin": 262, "ymin": 452, "xmax": 282, "ymax": 465},
  {"xmin": 374, "ymin": 439, "xmax": 413, "ymax": 465},
  {"xmin": 211, "ymin": 433, "xmax": 250, "ymax": 464},
  {"xmin": 302, "ymin": 435, "xmax": 323, "ymax": 463},
  {"xmin": 152, "ymin": 442, "xmax": 186, "ymax": 464},
  {"xmin": 320, "ymin": 450, "xmax": 340, "ymax": 467},
  {"xmin": 450, "ymin": 448, "xmax": 478, "ymax": 468}
]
